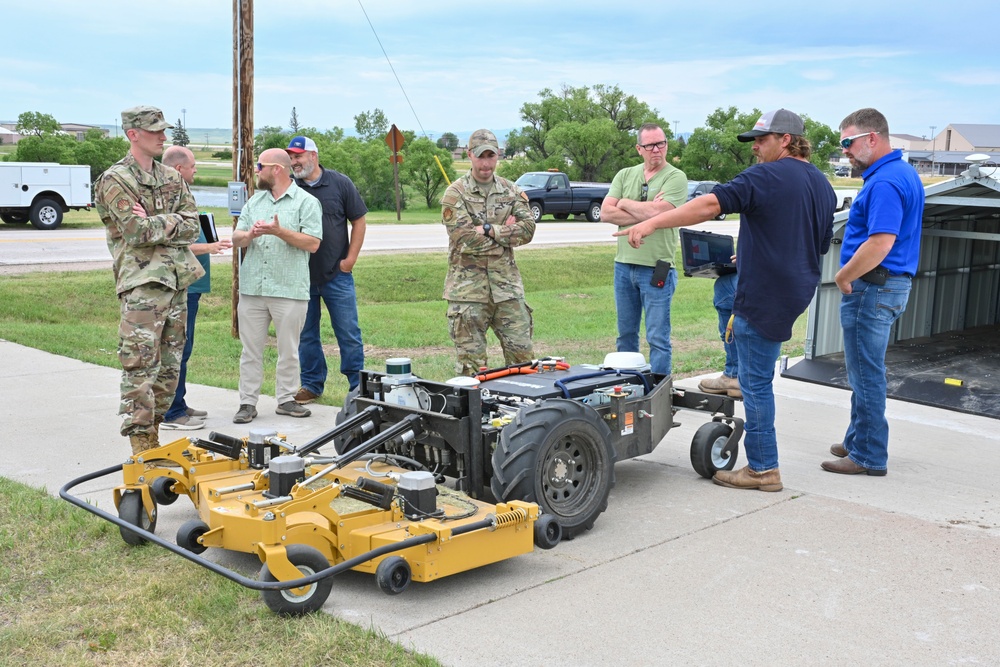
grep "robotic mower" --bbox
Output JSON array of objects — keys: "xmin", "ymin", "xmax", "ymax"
[
  {"xmin": 335, "ymin": 353, "xmax": 745, "ymax": 539},
  {"xmin": 61, "ymin": 417, "xmax": 560, "ymax": 616}
]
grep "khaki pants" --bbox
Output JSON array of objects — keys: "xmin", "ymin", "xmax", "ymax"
[{"xmin": 237, "ymin": 294, "xmax": 308, "ymax": 406}]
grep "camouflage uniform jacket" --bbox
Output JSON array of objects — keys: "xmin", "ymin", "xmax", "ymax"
[
  {"xmin": 95, "ymin": 152, "xmax": 203, "ymax": 295},
  {"xmin": 441, "ymin": 171, "xmax": 535, "ymax": 303}
]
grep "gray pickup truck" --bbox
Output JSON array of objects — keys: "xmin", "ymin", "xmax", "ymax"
[{"xmin": 514, "ymin": 171, "xmax": 610, "ymax": 223}]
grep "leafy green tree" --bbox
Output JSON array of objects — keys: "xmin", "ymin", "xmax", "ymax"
[
  {"xmin": 289, "ymin": 107, "xmax": 300, "ymax": 133},
  {"xmin": 171, "ymin": 119, "xmax": 190, "ymax": 146},
  {"xmin": 436, "ymin": 132, "xmax": 459, "ymax": 151},
  {"xmin": 254, "ymin": 125, "xmax": 291, "ymax": 155},
  {"xmin": 401, "ymin": 137, "xmax": 456, "ymax": 208},
  {"xmin": 679, "ymin": 106, "xmax": 760, "ymax": 182},
  {"xmin": 354, "ymin": 109, "xmax": 389, "ymax": 142},
  {"xmin": 13, "ymin": 133, "xmax": 76, "ymax": 164},
  {"xmin": 803, "ymin": 116, "xmax": 841, "ymax": 173},
  {"xmin": 16, "ymin": 111, "xmax": 60, "ymax": 137},
  {"xmin": 504, "ymin": 84, "xmax": 669, "ymax": 182},
  {"xmin": 74, "ymin": 129, "xmax": 128, "ymax": 180},
  {"xmin": 325, "ymin": 137, "xmax": 397, "ymax": 211}
]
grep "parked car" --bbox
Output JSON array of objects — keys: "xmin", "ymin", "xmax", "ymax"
[
  {"xmin": 514, "ymin": 171, "xmax": 610, "ymax": 222},
  {"xmin": 834, "ymin": 165, "xmax": 851, "ymax": 177},
  {"xmin": 687, "ymin": 181, "xmax": 727, "ymax": 221}
]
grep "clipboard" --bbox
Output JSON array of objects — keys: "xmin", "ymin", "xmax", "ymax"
[{"xmin": 199, "ymin": 212, "xmax": 219, "ymax": 243}]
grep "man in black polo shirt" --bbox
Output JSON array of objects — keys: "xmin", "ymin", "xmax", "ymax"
[{"xmin": 286, "ymin": 135, "xmax": 368, "ymax": 401}]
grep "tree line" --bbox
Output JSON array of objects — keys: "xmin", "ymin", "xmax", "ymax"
[{"xmin": 3, "ymin": 87, "xmax": 843, "ymax": 211}]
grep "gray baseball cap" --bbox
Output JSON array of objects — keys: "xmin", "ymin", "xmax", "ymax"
[
  {"xmin": 737, "ymin": 109, "xmax": 805, "ymax": 142},
  {"xmin": 468, "ymin": 129, "xmax": 499, "ymax": 157}
]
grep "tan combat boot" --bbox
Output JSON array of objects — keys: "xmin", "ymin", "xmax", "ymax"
[
  {"xmin": 713, "ymin": 465, "xmax": 783, "ymax": 492},
  {"xmin": 129, "ymin": 432, "xmax": 157, "ymax": 456}
]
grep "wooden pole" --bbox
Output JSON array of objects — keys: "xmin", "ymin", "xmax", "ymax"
[{"xmin": 231, "ymin": 0, "xmax": 254, "ymax": 337}]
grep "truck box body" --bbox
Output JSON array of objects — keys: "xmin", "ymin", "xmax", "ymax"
[{"xmin": 0, "ymin": 162, "xmax": 92, "ymax": 229}]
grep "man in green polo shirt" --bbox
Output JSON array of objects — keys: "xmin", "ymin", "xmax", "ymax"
[
  {"xmin": 600, "ymin": 122, "xmax": 687, "ymax": 376},
  {"xmin": 231, "ymin": 148, "xmax": 323, "ymax": 423}
]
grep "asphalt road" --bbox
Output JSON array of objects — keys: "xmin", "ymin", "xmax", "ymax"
[{"xmin": 0, "ymin": 219, "xmax": 740, "ymax": 273}]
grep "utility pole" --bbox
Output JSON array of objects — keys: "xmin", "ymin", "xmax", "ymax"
[
  {"xmin": 232, "ymin": 0, "xmax": 254, "ymax": 336},
  {"xmin": 673, "ymin": 120, "xmax": 679, "ymax": 138},
  {"xmin": 929, "ymin": 125, "xmax": 936, "ymax": 176},
  {"xmin": 182, "ymin": 108, "xmax": 187, "ymax": 129}
]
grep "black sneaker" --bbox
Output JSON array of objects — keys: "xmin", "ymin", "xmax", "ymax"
[
  {"xmin": 276, "ymin": 401, "xmax": 311, "ymax": 418},
  {"xmin": 233, "ymin": 404, "xmax": 258, "ymax": 424}
]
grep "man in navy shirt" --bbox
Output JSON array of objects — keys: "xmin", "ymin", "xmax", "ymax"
[
  {"xmin": 618, "ymin": 109, "xmax": 835, "ymax": 492},
  {"xmin": 286, "ymin": 136, "xmax": 368, "ymax": 401},
  {"xmin": 822, "ymin": 108, "xmax": 924, "ymax": 477}
]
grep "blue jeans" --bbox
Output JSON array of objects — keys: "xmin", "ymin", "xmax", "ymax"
[
  {"xmin": 299, "ymin": 271, "xmax": 364, "ymax": 393},
  {"xmin": 733, "ymin": 315, "xmax": 782, "ymax": 471},
  {"xmin": 840, "ymin": 276, "xmax": 911, "ymax": 470},
  {"xmin": 614, "ymin": 261, "xmax": 677, "ymax": 375},
  {"xmin": 714, "ymin": 272, "xmax": 739, "ymax": 377},
  {"xmin": 164, "ymin": 291, "xmax": 200, "ymax": 421}
]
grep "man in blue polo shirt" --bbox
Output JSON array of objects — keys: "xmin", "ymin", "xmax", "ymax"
[
  {"xmin": 617, "ymin": 109, "xmax": 835, "ymax": 492},
  {"xmin": 822, "ymin": 108, "xmax": 924, "ymax": 477}
]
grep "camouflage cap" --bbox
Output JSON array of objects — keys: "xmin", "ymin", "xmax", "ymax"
[
  {"xmin": 468, "ymin": 129, "xmax": 499, "ymax": 157},
  {"xmin": 121, "ymin": 106, "xmax": 173, "ymax": 132}
]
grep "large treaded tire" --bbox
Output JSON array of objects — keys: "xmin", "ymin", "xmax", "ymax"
[
  {"xmin": 585, "ymin": 202, "xmax": 602, "ymax": 222},
  {"xmin": 491, "ymin": 399, "xmax": 615, "ymax": 540},
  {"xmin": 259, "ymin": 545, "xmax": 334, "ymax": 615}
]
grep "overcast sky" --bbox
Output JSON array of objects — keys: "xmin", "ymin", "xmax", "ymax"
[{"xmin": 3, "ymin": 0, "xmax": 998, "ymax": 142}]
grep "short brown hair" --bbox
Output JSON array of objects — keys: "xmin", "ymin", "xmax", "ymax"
[
  {"xmin": 840, "ymin": 108, "xmax": 889, "ymax": 135},
  {"xmin": 637, "ymin": 123, "xmax": 665, "ymax": 143}
]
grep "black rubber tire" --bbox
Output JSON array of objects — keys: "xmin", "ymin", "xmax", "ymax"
[
  {"xmin": 118, "ymin": 491, "xmax": 155, "ymax": 546},
  {"xmin": 333, "ymin": 386, "xmax": 361, "ymax": 454},
  {"xmin": 259, "ymin": 544, "xmax": 334, "ymax": 615},
  {"xmin": 491, "ymin": 399, "xmax": 615, "ymax": 540},
  {"xmin": 1, "ymin": 212, "xmax": 29, "ymax": 224},
  {"xmin": 553, "ymin": 213, "xmax": 569, "ymax": 220},
  {"xmin": 690, "ymin": 421, "xmax": 738, "ymax": 479},
  {"xmin": 585, "ymin": 202, "xmax": 601, "ymax": 222},
  {"xmin": 176, "ymin": 519, "xmax": 210, "ymax": 554},
  {"xmin": 29, "ymin": 197, "xmax": 63, "ymax": 230},
  {"xmin": 533, "ymin": 513, "xmax": 562, "ymax": 549},
  {"xmin": 375, "ymin": 556, "xmax": 411, "ymax": 595},
  {"xmin": 150, "ymin": 476, "xmax": 179, "ymax": 506},
  {"xmin": 529, "ymin": 201, "xmax": 543, "ymax": 222},
  {"xmin": 715, "ymin": 213, "xmax": 727, "ymax": 221}
]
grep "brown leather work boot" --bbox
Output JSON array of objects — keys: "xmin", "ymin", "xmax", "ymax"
[
  {"xmin": 713, "ymin": 465, "xmax": 783, "ymax": 492},
  {"xmin": 129, "ymin": 432, "xmax": 158, "ymax": 456}
]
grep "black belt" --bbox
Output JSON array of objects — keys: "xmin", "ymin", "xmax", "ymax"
[{"xmin": 859, "ymin": 265, "xmax": 908, "ymax": 285}]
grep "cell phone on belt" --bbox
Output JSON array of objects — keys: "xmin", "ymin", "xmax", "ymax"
[{"xmin": 651, "ymin": 259, "xmax": 671, "ymax": 288}]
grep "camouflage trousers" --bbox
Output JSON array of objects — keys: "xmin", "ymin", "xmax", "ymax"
[
  {"xmin": 117, "ymin": 283, "xmax": 187, "ymax": 436},
  {"xmin": 447, "ymin": 298, "xmax": 533, "ymax": 376}
]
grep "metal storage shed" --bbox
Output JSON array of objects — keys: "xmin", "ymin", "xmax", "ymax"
[{"xmin": 782, "ymin": 160, "xmax": 1000, "ymax": 419}]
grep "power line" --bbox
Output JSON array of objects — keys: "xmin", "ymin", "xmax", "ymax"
[{"xmin": 356, "ymin": 0, "xmax": 428, "ymax": 139}]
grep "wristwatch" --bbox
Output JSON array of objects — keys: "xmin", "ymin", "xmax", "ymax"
[{"xmin": 482, "ymin": 223, "xmax": 492, "ymax": 236}]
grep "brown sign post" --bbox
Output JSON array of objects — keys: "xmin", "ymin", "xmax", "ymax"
[{"xmin": 385, "ymin": 124, "xmax": 405, "ymax": 221}]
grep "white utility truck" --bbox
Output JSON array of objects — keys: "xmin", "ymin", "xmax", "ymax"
[{"xmin": 0, "ymin": 162, "xmax": 92, "ymax": 230}]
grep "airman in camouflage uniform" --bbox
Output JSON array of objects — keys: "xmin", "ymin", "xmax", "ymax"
[
  {"xmin": 441, "ymin": 129, "xmax": 536, "ymax": 375},
  {"xmin": 94, "ymin": 106, "xmax": 203, "ymax": 455}
]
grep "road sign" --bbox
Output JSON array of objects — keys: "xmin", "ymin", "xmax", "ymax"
[{"xmin": 385, "ymin": 125, "xmax": 405, "ymax": 152}]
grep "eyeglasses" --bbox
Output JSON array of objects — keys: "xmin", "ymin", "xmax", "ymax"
[
  {"xmin": 256, "ymin": 162, "xmax": 282, "ymax": 171},
  {"xmin": 840, "ymin": 132, "xmax": 878, "ymax": 149},
  {"xmin": 638, "ymin": 141, "xmax": 667, "ymax": 151},
  {"xmin": 640, "ymin": 184, "xmax": 649, "ymax": 202}
]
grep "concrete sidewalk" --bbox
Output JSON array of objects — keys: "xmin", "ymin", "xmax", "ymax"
[{"xmin": 2, "ymin": 338, "xmax": 999, "ymax": 666}]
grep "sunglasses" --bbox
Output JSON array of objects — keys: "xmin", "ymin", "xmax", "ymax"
[
  {"xmin": 840, "ymin": 132, "xmax": 878, "ymax": 149},
  {"xmin": 256, "ymin": 161, "xmax": 282, "ymax": 171},
  {"xmin": 640, "ymin": 184, "xmax": 649, "ymax": 202}
]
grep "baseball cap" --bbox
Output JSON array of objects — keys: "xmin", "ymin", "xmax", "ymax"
[
  {"xmin": 468, "ymin": 129, "xmax": 499, "ymax": 157},
  {"xmin": 286, "ymin": 136, "xmax": 318, "ymax": 153},
  {"xmin": 121, "ymin": 106, "xmax": 173, "ymax": 132},
  {"xmin": 737, "ymin": 109, "xmax": 805, "ymax": 142}
]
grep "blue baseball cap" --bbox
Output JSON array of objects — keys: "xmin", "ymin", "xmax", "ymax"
[{"xmin": 286, "ymin": 136, "xmax": 318, "ymax": 153}]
